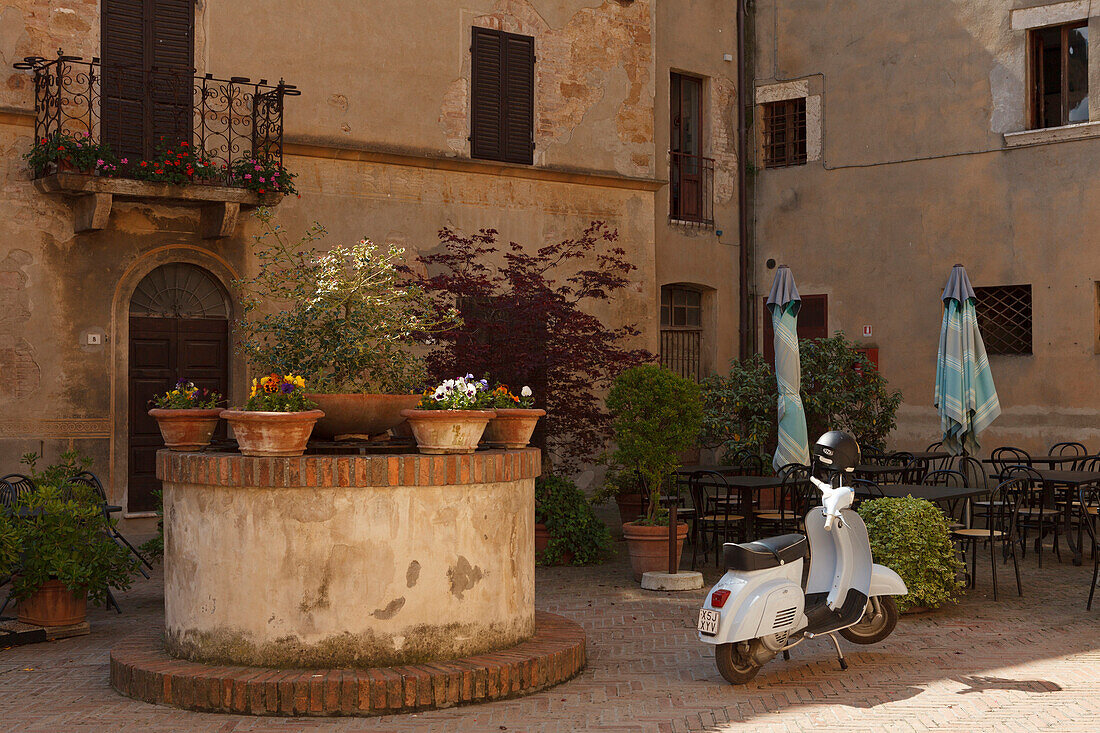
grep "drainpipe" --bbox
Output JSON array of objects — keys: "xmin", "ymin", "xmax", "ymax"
[{"xmin": 736, "ymin": 0, "xmax": 751, "ymax": 359}]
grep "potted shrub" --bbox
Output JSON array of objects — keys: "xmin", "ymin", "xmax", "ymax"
[
  {"xmin": 535, "ymin": 475, "xmax": 611, "ymax": 566},
  {"xmin": 481, "ymin": 384, "xmax": 545, "ymax": 448},
  {"xmin": 857, "ymin": 496, "xmax": 964, "ymax": 613},
  {"xmin": 221, "ymin": 374, "xmax": 324, "ymax": 457},
  {"xmin": 601, "ymin": 365, "xmax": 703, "ymax": 582},
  {"xmin": 235, "ymin": 210, "xmax": 457, "ymax": 440},
  {"xmin": 591, "ymin": 469, "xmax": 646, "ymax": 526},
  {"xmin": 8, "ymin": 462, "xmax": 138, "ymax": 627},
  {"xmin": 400, "ymin": 375, "xmax": 495, "ymax": 454},
  {"xmin": 147, "ymin": 378, "xmax": 224, "ymax": 451}
]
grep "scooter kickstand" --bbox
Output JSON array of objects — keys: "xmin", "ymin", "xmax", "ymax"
[
  {"xmin": 827, "ymin": 633, "xmax": 848, "ymax": 671},
  {"xmin": 782, "ymin": 650, "xmax": 790, "ymax": 661}
]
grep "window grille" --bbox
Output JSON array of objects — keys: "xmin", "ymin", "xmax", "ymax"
[
  {"xmin": 974, "ymin": 285, "xmax": 1032, "ymax": 355},
  {"xmin": 762, "ymin": 98, "xmax": 807, "ymax": 168},
  {"xmin": 660, "ymin": 286, "xmax": 703, "ymax": 380}
]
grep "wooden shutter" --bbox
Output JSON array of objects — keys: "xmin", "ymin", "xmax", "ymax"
[
  {"xmin": 150, "ymin": 0, "xmax": 194, "ymax": 151},
  {"xmin": 101, "ymin": 0, "xmax": 147, "ymax": 162},
  {"xmin": 502, "ymin": 33, "xmax": 534, "ymax": 164},
  {"xmin": 470, "ymin": 27, "xmax": 534, "ymax": 165},
  {"xmin": 101, "ymin": 0, "xmax": 193, "ymax": 161}
]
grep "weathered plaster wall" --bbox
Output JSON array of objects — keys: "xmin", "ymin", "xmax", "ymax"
[
  {"xmin": 753, "ymin": 0, "xmax": 1100, "ymax": 451},
  {"xmin": 164, "ymin": 468, "xmax": 535, "ymax": 667},
  {"xmin": 654, "ymin": 0, "xmax": 740, "ymax": 375}
]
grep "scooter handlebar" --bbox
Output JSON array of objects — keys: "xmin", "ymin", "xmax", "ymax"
[{"xmin": 810, "ymin": 475, "xmax": 851, "ymax": 531}]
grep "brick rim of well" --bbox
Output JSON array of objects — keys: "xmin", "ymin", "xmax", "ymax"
[{"xmin": 109, "ymin": 611, "xmax": 585, "ymax": 717}]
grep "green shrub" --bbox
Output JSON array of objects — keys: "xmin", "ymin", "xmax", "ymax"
[
  {"xmin": 702, "ymin": 332, "xmax": 901, "ymax": 460},
  {"xmin": 535, "ymin": 475, "xmax": 611, "ymax": 566},
  {"xmin": 857, "ymin": 496, "xmax": 963, "ymax": 611},
  {"xmin": 600, "ymin": 365, "xmax": 702, "ymax": 525},
  {"xmin": 0, "ymin": 513, "xmax": 19, "ymax": 576}
]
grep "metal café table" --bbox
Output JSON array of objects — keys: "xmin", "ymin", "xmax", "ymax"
[
  {"xmin": 853, "ymin": 482, "xmax": 988, "ymax": 528},
  {"xmin": 983, "ymin": 455, "xmax": 1097, "ymax": 469},
  {"xmin": 989, "ymin": 467, "xmax": 1100, "ymax": 564},
  {"xmin": 854, "ymin": 464, "xmax": 907, "ymax": 482},
  {"xmin": 674, "ymin": 466, "xmax": 795, "ymax": 540},
  {"xmin": 895, "ymin": 451, "xmax": 950, "ymax": 461}
]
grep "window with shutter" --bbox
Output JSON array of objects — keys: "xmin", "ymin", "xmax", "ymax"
[
  {"xmin": 102, "ymin": 0, "xmax": 194, "ymax": 162},
  {"xmin": 471, "ymin": 27, "xmax": 534, "ymax": 165}
]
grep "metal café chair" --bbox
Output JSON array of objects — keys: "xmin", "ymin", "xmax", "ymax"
[
  {"xmin": 898, "ymin": 457, "xmax": 929, "ymax": 485},
  {"xmin": 951, "ymin": 477, "xmax": 1025, "ymax": 600},
  {"xmin": 990, "ymin": 446, "xmax": 1032, "ymax": 473},
  {"xmin": 738, "ymin": 453, "xmax": 765, "ymax": 477},
  {"xmin": 0, "ymin": 474, "xmax": 35, "ymax": 507},
  {"xmin": 925, "ymin": 441, "xmax": 952, "ymax": 470},
  {"xmin": 921, "ymin": 469, "xmax": 969, "ymax": 529},
  {"xmin": 68, "ymin": 471, "xmax": 152, "ymax": 576},
  {"xmin": 755, "ymin": 463, "xmax": 810, "ymax": 535},
  {"xmin": 1077, "ymin": 485, "xmax": 1100, "ymax": 609},
  {"xmin": 688, "ymin": 471, "xmax": 745, "ymax": 570},
  {"xmin": 1049, "ymin": 441, "xmax": 1088, "ymax": 470},
  {"xmin": 1001, "ymin": 464, "xmax": 1061, "ymax": 567}
]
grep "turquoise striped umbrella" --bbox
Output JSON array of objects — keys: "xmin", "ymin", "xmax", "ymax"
[
  {"xmin": 935, "ymin": 264, "xmax": 1001, "ymax": 456},
  {"xmin": 767, "ymin": 266, "xmax": 810, "ymax": 471}
]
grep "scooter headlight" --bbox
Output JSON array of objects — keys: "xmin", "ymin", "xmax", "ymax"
[{"xmin": 709, "ymin": 589, "xmax": 731, "ymax": 608}]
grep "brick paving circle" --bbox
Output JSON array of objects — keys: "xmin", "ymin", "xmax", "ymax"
[{"xmin": 108, "ymin": 611, "xmax": 585, "ymax": 717}]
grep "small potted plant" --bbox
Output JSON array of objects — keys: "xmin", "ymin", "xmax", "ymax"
[
  {"xmin": 400, "ymin": 375, "xmax": 495, "ymax": 454},
  {"xmin": 147, "ymin": 378, "xmax": 224, "ymax": 451},
  {"xmin": 535, "ymin": 475, "xmax": 611, "ymax": 566},
  {"xmin": 600, "ymin": 365, "xmax": 702, "ymax": 582},
  {"xmin": 480, "ymin": 384, "xmax": 545, "ymax": 449},
  {"xmin": 8, "ymin": 455, "xmax": 138, "ymax": 627},
  {"xmin": 221, "ymin": 374, "xmax": 324, "ymax": 457},
  {"xmin": 23, "ymin": 130, "xmax": 118, "ymax": 177}
]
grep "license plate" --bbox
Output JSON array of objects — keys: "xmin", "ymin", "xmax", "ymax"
[{"xmin": 698, "ymin": 608, "xmax": 720, "ymax": 635}]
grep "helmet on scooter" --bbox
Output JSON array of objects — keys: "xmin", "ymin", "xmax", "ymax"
[{"xmin": 812, "ymin": 431, "xmax": 861, "ymax": 473}]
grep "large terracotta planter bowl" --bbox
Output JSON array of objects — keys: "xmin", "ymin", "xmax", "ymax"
[
  {"xmin": 18, "ymin": 579, "xmax": 87, "ymax": 627},
  {"xmin": 400, "ymin": 409, "xmax": 495, "ymax": 454},
  {"xmin": 482, "ymin": 408, "xmax": 546, "ymax": 448},
  {"xmin": 221, "ymin": 409, "xmax": 325, "ymax": 457},
  {"xmin": 622, "ymin": 521, "xmax": 689, "ymax": 582},
  {"xmin": 305, "ymin": 393, "xmax": 421, "ymax": 439},
  {"xmin": 148, "ymin": 408, "xmax": 223, "ymax": 451}
]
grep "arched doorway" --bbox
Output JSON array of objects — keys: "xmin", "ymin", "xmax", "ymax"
[{"xmin": 128, "ymin": 263, "xmax": 230, "ymax": 512}]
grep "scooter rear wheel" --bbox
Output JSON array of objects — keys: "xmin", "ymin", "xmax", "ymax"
[
  {"xmin": 839, "ymin": 595, "xmax": 898, "ymax": 645},
  {"xmin": 715, "ymin": 642, "xmax": 762, "ymax": 684}
]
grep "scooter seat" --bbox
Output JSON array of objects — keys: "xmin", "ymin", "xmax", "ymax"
[{"xmin": 723, "ymin": 533, "xmax": 808, "ymax": 572}]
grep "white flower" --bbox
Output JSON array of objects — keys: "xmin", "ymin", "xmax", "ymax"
[{"xmin": 521, "ymin": 386, "xmax": 533, "ymax": 398}]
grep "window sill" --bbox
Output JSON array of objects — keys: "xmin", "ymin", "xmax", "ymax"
[
  {"xmin": 1003, "ymin": 121, "xmax": 1100, "ymax": 147},
  {"xmin": 669, "ymin": 218, "xmax": 715, "ymax": 229}
]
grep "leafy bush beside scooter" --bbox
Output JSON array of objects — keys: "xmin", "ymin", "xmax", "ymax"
[
  {"xmin": 858, "ymin": 497, "xmax": 963, "ymax": 612},
  {"xmin": 535, "ymin": 475, "xmax": 611, "ymax": 565}
]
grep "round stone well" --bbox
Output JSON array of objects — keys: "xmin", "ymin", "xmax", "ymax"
[{"xmin": 111, "ymin": 447, "xmax": 586, "ymax": 716}]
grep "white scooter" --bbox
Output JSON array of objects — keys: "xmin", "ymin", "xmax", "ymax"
[{"xmin": 697, "ymin": 432, "xmax": 907, "ymax": 684}]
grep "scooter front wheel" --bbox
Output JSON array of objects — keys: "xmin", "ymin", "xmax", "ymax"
[
  {"xmin": 715, "ymin": 642, "xmax": 763, "ymax": 684},
  {"xmin": 839, "ymin": 595, "xmax": 899, "ymax": 645}
]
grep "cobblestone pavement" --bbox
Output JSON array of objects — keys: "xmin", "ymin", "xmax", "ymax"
[{"xmin": 2, "ymin": 538, "xmax": 1099, "ymax": 732}]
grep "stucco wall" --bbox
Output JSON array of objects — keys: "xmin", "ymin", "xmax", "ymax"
[{"xmin": 753, "ymin": 0, "xmax": 1100, "ymax": 452}]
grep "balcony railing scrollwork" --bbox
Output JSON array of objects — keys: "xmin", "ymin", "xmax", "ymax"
[
  {"xmin": 13, "ymin": 50, "xmax": 299, "ymax": 186},
  {"xmin": 669, "ymin": 151, "xmax": 715, "ymax": 227}
]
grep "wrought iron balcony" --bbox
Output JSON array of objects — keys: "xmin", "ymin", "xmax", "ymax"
[
  {"xmin": 14, "ymin": 51, "xmax": 298, "ymax": 185},
  {"xmin": 669, "ymin": 151, "xmax": 715, "ymax": 226}
]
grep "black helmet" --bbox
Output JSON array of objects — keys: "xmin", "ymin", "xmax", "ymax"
[{"xmin": 812, "ymin": 431, "xmax": 861, "ymax": 473}]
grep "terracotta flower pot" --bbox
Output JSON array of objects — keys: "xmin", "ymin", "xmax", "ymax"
[
  {"xmin": 614, "ymin": 492, "xmax": 645, "ymax": 525},
  {"xmin": 622, "ymin": 521, "xmax": 689, "ymax": 582},
  {"xmin": 222, "ymin": 409, "xmax": 325, "ymax": 457},
  {"xmin": 17, "ymin": 579, "xmax": 87, "ymax": 627},
  {"xmin": 481, "ymin": 408, "xmax": 546, "ymax": 448},
  {"xmin": 399, "ymin": 409, "xmax": 495, "ymax": 455},
  {"xmin": 148, "ymin": 408, "xmax": 223, "ymax": 451},
  {"xmin": 534, "ymin": 522, "xmax": 574, "ymax": 565},
  {"xmin": 304, "ymin": 393, "xmax": 421, "ymax": 439}
]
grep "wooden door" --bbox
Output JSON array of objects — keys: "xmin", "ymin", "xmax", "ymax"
[{"xmin": 128, "ymin": 316, "xmax": 227, "ymax": 513}]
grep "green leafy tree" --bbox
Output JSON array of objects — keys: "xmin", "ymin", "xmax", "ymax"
[
  {"xmin": 601, "ymin": 365, "xmax": 703, "ymax": 525},
  {"xmin": 858, "ymin": 497, "xmax": 964, "ymax": 611},
  {"xmin": 235, "ymin": 209, "xmax": 458, "ymax": 394},
  {"xmin": 702, "ymin": 332, "xmax": 902, "ymax": 460}
]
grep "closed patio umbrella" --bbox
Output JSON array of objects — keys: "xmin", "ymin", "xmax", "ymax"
[
  {"xmin": 935, "ymin": 264, "xmax": 1001, "ymax": 455},
  {"xmin": 767, "ymin": 266, "xmax": 810, "ymax": 471}
]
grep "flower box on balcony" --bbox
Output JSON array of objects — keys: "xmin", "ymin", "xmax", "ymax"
[{"xmin": 34, "ymin": 172, "xmax": 279, "ymax": 238}]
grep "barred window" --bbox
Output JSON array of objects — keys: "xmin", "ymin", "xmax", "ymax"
[
  {"xmin": 974, "ymin": 285, "xmax": 1032, "ymax": 355},
  {"xmin": 660, "ymin": 286, "xmax": 703, "ymax": 380},
  {"xmin": 762, "ymin": 98, "xmax": 807, "ymax": 168}
]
